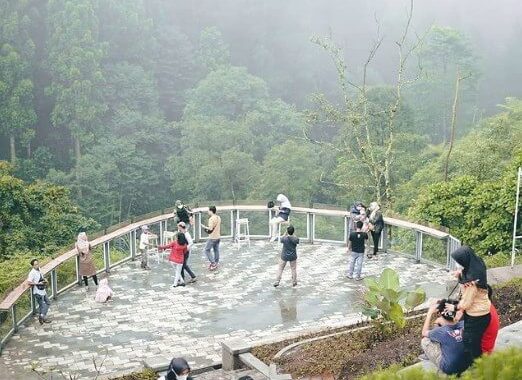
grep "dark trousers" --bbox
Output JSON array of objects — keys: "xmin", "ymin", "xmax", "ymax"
[
  {"xmin": 463, "ymin": 313, "xmax": 491, "ymax": 368},
  {"xmin": 371, "ymin": 230, "xmax": 382, "ymax": 255},
  {"xmin": 181, "ymin": 251, "xmax": 196, "ymax": 280},
  {"xmin": 83, "ymin": 274, "xmax": 98, "ymax": 286}
]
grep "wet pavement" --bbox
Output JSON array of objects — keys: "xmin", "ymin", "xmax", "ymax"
[{"xmin": 0, "ymin": 240, "xmax": 454, "ymax": 379}]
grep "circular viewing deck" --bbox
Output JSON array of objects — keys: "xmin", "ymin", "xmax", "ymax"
[{"xmin": 0, "ymin": 204, "xmax": 459, "ymax": 379}]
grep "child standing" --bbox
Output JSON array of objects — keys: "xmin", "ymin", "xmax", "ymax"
[
  {"xmin": 273, "ymin": 225, "xmax": 299, "ymax": 287},
  {"xmin": 347, "ymin": 221, "xmax": 368, "ymax": 280},
  {"xmin": 159, "ymin": 233, "xmax": 188, "ymax": 287}
]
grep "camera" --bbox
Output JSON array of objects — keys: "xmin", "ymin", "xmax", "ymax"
[{"xmin": 267, "ymin": 201, "xmax": 275, "ymax": 209}]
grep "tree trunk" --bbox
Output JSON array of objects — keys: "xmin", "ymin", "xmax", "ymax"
[
  {"xmin": 75, "ymin": 137, "xmax": 82, "ymax": 198},
  {"xmin": 444, "ymin": 71, "xmax": 469, "ymax": 181},
  {"xmin": 26, "ymin": 141, "xmax": 31, "ymax": 158},
  {"xmin": 9, "ymin": 135, "xmax": 16, "ymax": 163}
]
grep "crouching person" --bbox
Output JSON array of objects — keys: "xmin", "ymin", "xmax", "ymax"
[{"xmin": 420, "ymin": 300, "xmax": 468, "ymax": 376}]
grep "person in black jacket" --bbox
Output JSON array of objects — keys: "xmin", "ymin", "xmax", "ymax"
[
  {"xmin": 165, "ymin": 357, "xmax": 192, "ymax": 380},
  {"xmin": 174, "ymin": 200, "xmax": 192, "ymax": 229},
  {"xmin": 368, "ymin": 201, "xmax": 384, "ymax": 257}
]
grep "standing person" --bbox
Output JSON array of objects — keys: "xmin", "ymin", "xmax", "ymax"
[
  {"xmin": 347, "ymin": 221, "xmax": 368, "ymax": 280},
  {"xmin": 75, "ymin": 232, "xmax": 98, "ymax": 288},
  {"xmin": 27, "ymin": 259, "xmax": 51, "ymax": 324},
  {"xmin": 159, "ymin": 233, "xmax": 188, "ymax": 287},
  {"xmin": 446, "ymin": 246, "xmax": 491, "ymax": 370},
  {"xmin": 273, "ymin": 225, "xmax": 299, "ymax": 287},
  {"xmin": 201, "ymin": 205, "xmax": 221, "ymax": 270},
  {"xmin": 367, "ymin": 201, "xmax": 384, "ymax": 258},
  {"xmin": 174, "ymin": 200, "xmax": 193, "ymax": 230},
  {"xmin": 139, "ymin": 225, "xmax": 153, "ymax": 270},
  {"xmin": 420, "ymin": 300, "xmax": 467, "ymax": 375},
  {"xmin": 481, "ymin": 285, "xmax": 500, "ymax": 354},
  {"xmin": 269, "ymin": 194, "xmax": 292, "ymax": 242},
  {"xmin": 178, "ymin": 221, "xmax": 197, "ymax": 283}
]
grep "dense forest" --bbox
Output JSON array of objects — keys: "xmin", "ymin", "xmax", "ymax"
[{"xmin": 1, "ymin": 0, "xmax": 521, "ymax": 273}]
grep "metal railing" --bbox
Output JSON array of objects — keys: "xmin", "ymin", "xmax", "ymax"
[{"xmin": 0, "ymin": 203, "xmax": 460, "ymax": 352}]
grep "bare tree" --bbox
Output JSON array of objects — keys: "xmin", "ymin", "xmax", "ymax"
[
  {"xmin": 443, "ymin": 69, "xmax": 472, "ymax": 181},
  {"xmin": 305, "ymin": 0, "xmax": 425, "ymax": 205}
]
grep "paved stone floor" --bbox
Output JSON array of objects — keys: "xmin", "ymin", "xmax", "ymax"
[{"xmin": 0, "ymin": 241, "xmax": 454, "ymax": 379}]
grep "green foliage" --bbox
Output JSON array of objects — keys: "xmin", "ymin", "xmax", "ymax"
[
  {"xmin": 361, "ymin": 348, "xmax": 522, "ymax": 380},
  {"xmin": 362, "ymin": 268, "xmax": 426, "ymax": 328},
  {"xmin": 0, "ymin": 161, "xmax": 98, "ymax": 258},
  {"xmin": 410, "ymin": 150, "xmax": 521, "ymax": 255}
]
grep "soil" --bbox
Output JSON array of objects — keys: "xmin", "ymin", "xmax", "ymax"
[{"xmin": 253, "ymin": 279, "xmax": 522, "ymax": 380}]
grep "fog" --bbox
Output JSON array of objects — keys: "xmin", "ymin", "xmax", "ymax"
[{"xmin": 165, "ymin": 0, "xmax": 522, "ymax": 112}]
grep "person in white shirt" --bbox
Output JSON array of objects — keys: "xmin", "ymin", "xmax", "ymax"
[
  {"xmin": 178, "ymin": 221, "xmax": 197, "ymax": 283},
  {"xmin": 139, "ymin": 225, "xmax": 153, "ymax": 270},
  {"xmin": 269, "ymin": 194, "xmax": 292, "ymax": 242},
  {"xmin": 27, "ymin": 259, "xmax": 51, "ymax": 324}
]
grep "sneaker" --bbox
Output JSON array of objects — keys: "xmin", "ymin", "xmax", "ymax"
[
  {"xmin": 346, "ymin": 275, "xmax": 353, "ymax": 279},
  {"xmin": 42, "ymin": 318, "xmax": 52, "ymax": 324},
  {"xmin": 172, "ymin": 284, "xmax": 178, "ymax": 288},
  {"xmin": 38, "ymin": 315, "xmax": 43, "ymax": 325},
  {"xmin": 292, "ymin": 282, "xmax": 297, "ymax": 287},
  {"xmin": 189, "ymin": 277, "xmax": 197, "ymax": 283},
  {"xmin": 178, "ymin": 283, "xmax": 186, "ymax": 287},
  {"xmin": 356, "ymin": 277, "xmax": 363, "ymax": 281},
  {"xmin": 273, "ymin": 282, "xmax": 279, "ymax": 287}
]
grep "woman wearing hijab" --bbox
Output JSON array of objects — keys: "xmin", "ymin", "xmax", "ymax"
[
  {"xmin": 269, "ymin": 194, "xmax": 292, "ymax": 242},
  {"xmin": 165, "ymin": 357, "xmax": 192, "ymax": 380},
  {"xmin": 75, "ymin": 232, "xmax": 98, "ymax": 288},
  {"xmin": 95, "ymin": 278, "xmax": 113, "ymax": 303},
  {"xmin": 367, "ymin": 202, "xmax": 384, "ymax": 258},
  {"xmin": 447, "ymin": 246, "xmax": 491, "ymax": 369}
]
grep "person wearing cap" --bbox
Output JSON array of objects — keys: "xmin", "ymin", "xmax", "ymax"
[
  {"xmin": 177, "ymin": 221, "xmax": 197, "ymax": 283},
  {"xmin": 420, "ymin": 300, "xmax": 467, "ymax": 375},
  {"xmin": 174, "ymin": 200, "xmax": 192, "ymax": 230},
  {"xmin": 139, "ymin": 225, "xmax": 153, "ymax": 270}
]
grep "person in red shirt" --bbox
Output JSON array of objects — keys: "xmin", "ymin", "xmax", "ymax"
[
  {"xmin": 159, "ymin": 233, "xmax": 188, "ymax": 288},
  {"xmin": 481, "ymin": 285, "xmax": 500, "ymax": 354}
]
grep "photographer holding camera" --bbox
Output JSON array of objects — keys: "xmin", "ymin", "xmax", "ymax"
[
  {"xmin": 27, "ymin": 259, "xmax": 51, "ymax": 324},
  {"xmin": 420, "ymin": 299, "xmax": 467, "ymax": 375}
]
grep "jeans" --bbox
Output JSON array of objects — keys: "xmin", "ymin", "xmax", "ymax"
[
  {"xmin": 463, "ymin": 313, "xmax": 491, "ymax": 367},
  {"xmin": 421, "ymin": 337, "xmax": 442, "ymax": 368},
  {"xmin": 83, "ymin": 274, "xmax": 98, "ymax": 286},
  {"xmin": 182, "ymin": 251, "xmax": 196, "ymax": 279},
  {"xmin": 171, "ymin": 262, "xmax": 184, "ymax": 285},
  {"xmin": 371, "ymin": 230, "xmax": 381, "ymax": 255},
  {"xmin": 275, "ymin": 259, "xmax": 297, "ymax": 284},
  {"xmin": 140, "ymin": 248, "xmax": 148, "ymax": 268},
  {"xmin": 34, "ymin": 294, "xmax": 50, "ymax": 317},
  {"xmin": 348, "ymin": 251, "xmax": 364, "ymax": 278},
  {"xmin": 205, "ymin": 239, "xmax": 220, "ymax": 264}
]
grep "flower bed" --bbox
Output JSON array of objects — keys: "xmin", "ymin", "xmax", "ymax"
[{"xmin": 252, "ymin": 278, "xmax": 522, "ymax": 379}]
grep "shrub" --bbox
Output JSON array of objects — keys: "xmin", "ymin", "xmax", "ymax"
[{"xmin": 362, "ymin": 268, "xmax": 426, "ymax": 328}]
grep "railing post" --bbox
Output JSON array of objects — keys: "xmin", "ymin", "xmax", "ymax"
[
  {"xmin": 159, "ymin": 221, "xmax": 164, "ymax": 245},
  {"xmin": 30, "ymin": 289, "xmax": 36, "ymax": 315},
  {"xmin": 415, "ymin": 230, "xmax": 423, "ymax": 263},
  {"xmin": 232, "ymin": 209, "xmax": 239, "ymax": 241},
  {"xmin": 103, "ymin": 241, "xmax": 110, "ymax": 273},
  {"xmin": 344, "ymin": 216, "xmax": 350, "ymax": 245},
  {"xmin": 11, "ymin": 304, "xmax": 18, "ymax": 333},
  {"xmin": 51, "ymin": 269, "xmax": 58, "ymax": 300},
  {"xmin": 75, "ymin": 255, "xmax": 81, "ymax": 285},
  {"xmin": 230, "ymin": 210, "xmax": 234, "ymax": 238},
  {"xmin": 311, "ymin": 213, "xmax": 316, "ymax": 244},
  {"xmin": 383, "ymin": 224, "xmax": 389, "ymax": 253},
  {"xmin": 268, "ymin": 209, "xmax": 273, "ymax": 237},
  {"xmin": 195, "ymin": 212, "xmax": 201, "ymax": 243}
]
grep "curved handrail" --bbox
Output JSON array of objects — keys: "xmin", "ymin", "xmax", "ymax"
[{"xmin": 0, "ymin": 202, "xmax": 460, "ymax": 353}]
